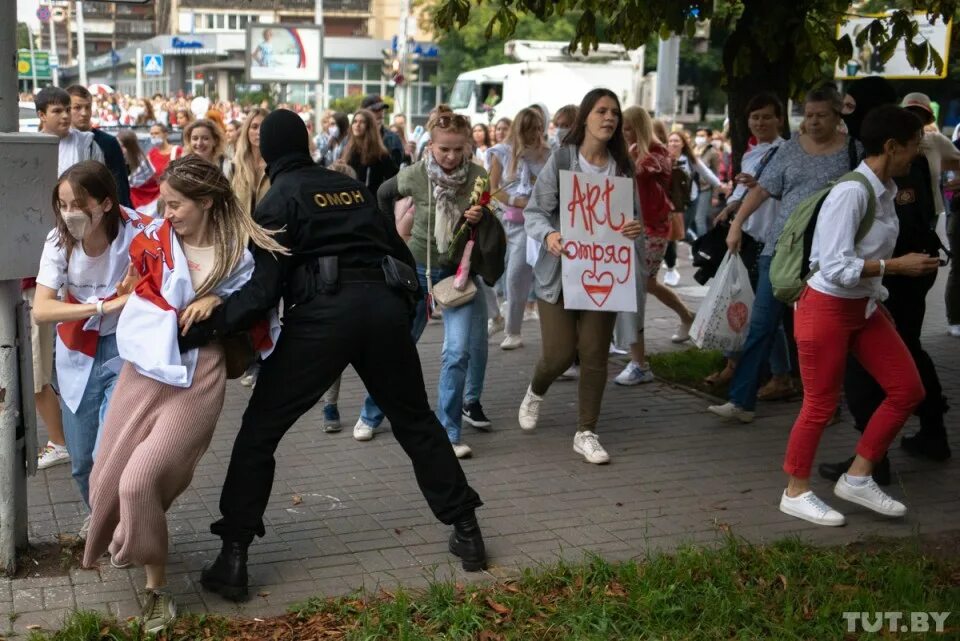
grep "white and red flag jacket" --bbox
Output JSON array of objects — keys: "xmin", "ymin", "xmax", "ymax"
[
  {"xmin": 117, "ymin": 218, "xmax": 279, "ymax": 387},
  {"xmin": 47, "ymin": 206, "xmax": 150, "ymax": 413}
]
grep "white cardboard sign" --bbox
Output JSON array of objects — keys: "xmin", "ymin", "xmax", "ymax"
[{"xmin": 559, "ymin": 169, "xmax": 637, "ymax": 313}]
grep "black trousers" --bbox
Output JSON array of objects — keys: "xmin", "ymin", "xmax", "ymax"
[
  {"xmin": 843, "ymin": 273, "xmax": 947, "ymax": 437},
  {"xmin": 211, "ymin": 281, "xmax": 483, "ymax": 543}
]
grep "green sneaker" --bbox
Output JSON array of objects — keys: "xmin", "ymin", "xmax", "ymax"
[{"xmin": 140, "ymin": 589, "xmax": 177, "ymax": 634}]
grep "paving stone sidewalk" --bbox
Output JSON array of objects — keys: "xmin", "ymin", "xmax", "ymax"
[{"xmin": 2, "ymin": 257, "xmax": 958, "ymax": 636}]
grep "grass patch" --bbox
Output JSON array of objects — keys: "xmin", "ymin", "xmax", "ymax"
[
  {"xmin": 24, "ymin": 533, "xmax": 960, "ymax": 641},
  {"xmin": 648, "ymin": 349, "xmax": 728, "ymax": 398}
]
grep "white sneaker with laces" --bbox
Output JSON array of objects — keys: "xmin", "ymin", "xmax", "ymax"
[
  {"xmin": 500, "ymin": 334, "xmax": 523, "ymax": 350},
  {"xmin": 353, "ymin": 418, "xmax": 374, "ymax": 442},
  {"xmin": 487, "ymin": 316, "xmax": 505, "ymax": 337},
  {"xmin": 664, "ymin": 268, "xmax": 681, "ymax": 287},
  {"xmin": 779, "ymin": 490, "xmax": 846, "ymax": 526},
  {"xmin": 949, "ymin": 324, "xmax": 960, "ymax": 338},
  {"xmin": 518, "ymin": 386, "xmax": 543, "ymax": 431},
  {"xmin": 452, "ymin": 443, "xmax": 473, "ymax": 459},
  {"xmin": 573, "ymin": 431, "xmax": 610, "ymax": 464},
  {"xmin": 523, "ymin": 307, "xmax": 539, "ymax": 321},
  {"xmin": 833, "ymin": 475, "xmax": 907, "ymax": 517},
  {"xmin": 37, "ymin": 441, "xmax": 70, "ymax": 470},
  {"xmin": 671, "ymin": 321, "xmax": 692, "ymax": 343},
  {"xmin": 707, "ymin": 402, "xmax": 755, "ymax": 424},
  {"xmin": 614, "ymin": 361, "xmax": 654, "ymax": 386}
]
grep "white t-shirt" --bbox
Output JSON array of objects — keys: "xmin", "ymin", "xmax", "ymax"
[
  {"xmin": 35, "ymin": 225, "xmax": 138, "ymax": 336},
  {"xmin": 182, "ymin": 242, "xmax": 216, "ymax": 291},
  {"xmin": 577, "ymin": 152, "xmax": 616, "ymax": 176}
]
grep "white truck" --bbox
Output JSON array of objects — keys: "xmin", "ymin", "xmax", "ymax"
[{"xmin": 449, "ymin": 40, "xmax": 646, "ymax": 124}]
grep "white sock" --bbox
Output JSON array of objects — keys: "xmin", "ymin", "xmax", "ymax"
[{"xmin": 844, "ymin": 473, "xmax": 870, "ymax": 486}]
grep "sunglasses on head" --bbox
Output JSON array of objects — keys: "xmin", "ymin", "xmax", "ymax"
[{"xmin": 433, "ymin": 114, "xmax": 469, "ymax": 129}]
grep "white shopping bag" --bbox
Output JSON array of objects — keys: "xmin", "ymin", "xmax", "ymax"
[
  {"xmin": 689, "ymin": 252, "xmax": 754, "ymax": 352},
  {"xmin": 526, "ymin": 236, "xmax": 541, "ymax": 268}
]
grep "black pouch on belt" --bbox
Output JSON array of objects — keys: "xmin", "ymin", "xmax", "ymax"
[
  {"xmin": 317, "ymin": 256, "xmax": 340, "ymax": 294},
  {"xmin": 382, "ymin": 255, "xmax": 419, "ymax": 294}
]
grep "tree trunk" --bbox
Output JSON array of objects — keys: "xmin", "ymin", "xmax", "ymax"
[{"xmin": 723, "ymin": 0, "xmax": 803, "ymax": 174}]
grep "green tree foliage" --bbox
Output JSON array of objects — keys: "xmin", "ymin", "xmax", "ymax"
[
  {"xmin": 432, "ymin": 0, "xmax": 957, "ymax": 165},
  {"xmin": 420, "ymin": 2, "xmax": 584, "ymax": 90},
  {"xmin": 17, "ymin": 22, "xmax": 31, "ymax": 50}
]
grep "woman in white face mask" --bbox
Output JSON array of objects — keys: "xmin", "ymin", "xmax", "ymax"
[{"xmin": 31, "ymin": 160, "xmax": 148, "ymax": 512}]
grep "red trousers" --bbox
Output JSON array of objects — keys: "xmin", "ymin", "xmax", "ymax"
[{"xmin": 783, "ymin": 288, "xmax": 925, "ymax": 478}]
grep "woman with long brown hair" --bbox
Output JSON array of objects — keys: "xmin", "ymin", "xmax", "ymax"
[
  {"xmin": 341, "ymin": 108, "xmax": 398, "ymax": 194},
  {"xmin": 231, "ymin": 108, "xmax": 270, "ymax": 217},
  {"xmin": 32, "ymin": 161, "xmax": 147, "ymax": 510},
  {"xmin": 82, "ymin": 156, "xmax": 288, "ymax": 633},
  {"xmin": 519, "ymin": 88, "xmax": 644, "ymax": 465}
]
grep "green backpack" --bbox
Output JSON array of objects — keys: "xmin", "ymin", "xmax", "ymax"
[{"xmin": 769, "ymin": 171, "xmax": 876, "ymax": 304}]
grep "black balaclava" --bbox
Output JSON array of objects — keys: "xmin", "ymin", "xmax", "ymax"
[
  {"xmin": 842, "ymin": 76, "xmax": 899, "ymax": 140},
  {"xmin": 259, "ymin": 108, "xmax": 311, "ymax": 165}
]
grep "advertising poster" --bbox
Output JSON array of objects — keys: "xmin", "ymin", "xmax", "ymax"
[{"xmin": 246, "ymin": 24, "xmax": 323, "ymax": 83}]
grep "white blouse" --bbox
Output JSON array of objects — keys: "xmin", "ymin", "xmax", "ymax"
[{"xmin": 808, "ymin": 162, "xmax": 899, "ymax": 312}]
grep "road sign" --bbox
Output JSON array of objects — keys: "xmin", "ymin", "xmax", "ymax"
[
  {"xmin": 17, "ymin": 50, "xmax": 51, "ymax": 80},
  {"xmin": 36, "ymin": 6, "xmax": 51, "ymax": 22},
  {"xmin": 143, "ymin": 54, "xmax": 164, "ymax": 76},
  {"xmin": 110, "ymin": 49, "xmax": 121, "ymax": 65}
]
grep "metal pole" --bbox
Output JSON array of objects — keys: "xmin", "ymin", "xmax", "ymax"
[
  {"xmin": 0, "ymin": 2, "xmax": 23, "ymax": 573},
  {"xmin": 48, "ymin": 14, "xmax": 59, "ymax": 86},
  {"xmin": 136, "ymin": 47, "xmax": 143, "ymax": 99},
  {"xmin": 28, "ymin": 26, "xmax": 39, "ymax": 93},
  {"xmin": 655, "ymin": 35, "xmax": 680, "ymax": 125},
  {"xmin": 76, "ymin": 1, "xmax": 88, "ymax": 87},
  {"xmin": 313, "ymin": 0, "xmax": 324, "ymax": 136}
]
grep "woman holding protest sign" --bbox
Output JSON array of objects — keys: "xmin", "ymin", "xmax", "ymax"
[{"xmin": 519, "ymin": 89, "xmax": 645, "ymax": 464}]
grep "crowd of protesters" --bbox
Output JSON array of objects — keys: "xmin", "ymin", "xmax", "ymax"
[{"xmin": 19, "ymin": 75, "xmax": 958, "ymax": 632}]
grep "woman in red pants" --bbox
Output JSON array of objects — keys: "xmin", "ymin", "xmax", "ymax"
[{"xmin": 779, "ymin": 105, "xmax": 939, "ymax": 526}]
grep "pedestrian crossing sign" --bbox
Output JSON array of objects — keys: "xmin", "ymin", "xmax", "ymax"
[{"xmin": 144, "ymin": 54, "xmax": 164, "ymax": 76}]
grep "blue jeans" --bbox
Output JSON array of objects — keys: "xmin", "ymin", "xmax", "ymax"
[
  {"xmin": 60, "ymin": 333, "xmax": 119, "ymax": 507},
  {"xmin": 360, "ymin": 265, "xmax": 488, "ymax": 443},
  {"xmin": 728, "ymin": 256, "xmax": 789, "ymax": 411}
]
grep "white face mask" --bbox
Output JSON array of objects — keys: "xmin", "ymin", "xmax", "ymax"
[
  {"xmin": 327, "ymin": 125, "xmax": 339, "ymax": 138},
  {"xmin": 555, "ymin": 127, "xmax": 569, "ymax": 144},
  {"xmin": 694, "ymin": 135, "xmax": 708, "ymax": 147},
  {"xmin": 62, "ymin": 209, "xmax": 102, "ymax": 241},
  {"xmin": 150, "ymin": 135, "xmax": 164, "ymax": 145},
  {"xmin": 711, "ymin": 139, "xmax": 723, "ymax": 150}
]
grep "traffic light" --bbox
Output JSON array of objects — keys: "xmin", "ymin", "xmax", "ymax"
[
  {"xmin": 381, "ymin": 48, "xmax": 396, "ymax": 80},
  {"xmin": 406, "ymin": 52, "xmax": 420, "ymax": 83}
]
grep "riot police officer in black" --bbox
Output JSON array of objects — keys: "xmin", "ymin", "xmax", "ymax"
[{"xmin": 179, "ymin": 109, "xmax": 485, "ymax": 601}]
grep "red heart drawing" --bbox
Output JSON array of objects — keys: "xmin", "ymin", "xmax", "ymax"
[
  {"xmin": 727, "ymin": 301, "xmax": 749, "ymax": 332},
  {"xmin": 581, "ymin": 270, "xmax": 615, "ymax": 307}
]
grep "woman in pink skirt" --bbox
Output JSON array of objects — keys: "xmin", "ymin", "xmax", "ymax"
[{"xmin": 82, "ymin": 156, "xmax": 287, "ymax": 633}]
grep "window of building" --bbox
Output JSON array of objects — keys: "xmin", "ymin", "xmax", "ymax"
[
  {"xmin": 228, "ymin": 15, "xmax": 237, "ymax": 29},
  {"xmin": 215, "ymin": 14, "xmax": 225, "ymax": 29}
]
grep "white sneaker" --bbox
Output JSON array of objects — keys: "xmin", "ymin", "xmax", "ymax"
[
  {"xmin": 608, "ymin": 343, "xmax": 629, "ymax": 355},
  {"xmin": 523, "ymin": 307, "xmax": 539, "ymax": 321},
  {"xmin": 949, "ymin": 324, "xmax": 960, "ymax": 338},
  {"xmin": 518, "ymin": 386, "xmax": 543, "ymax": 431},
  {"xmin": 707, "ymin": 402, "xmax": 755, "ymax": 424},
  {"xmin": 558, "ymin": 364, "xmax": 580, "ymax": 381},
  {"xmin": 614, "ymin": 361, "xmax": 654, "ymax": 386},
  {"xmin": 452, "ymin": 443, "xmax": 473, "ymax": 459},
  {"xmin": 573, "ymin": 431, "xmax": 610, "ymax": 464},
  {"xmin": 79, "ymin": 514, "xmax": 91, "ymax": 540},
  {"xmin": 353, "ymin": 418, "xmax": 375, "ymax": 442},
  {"xmin": 663, "ymin": 268, "xmax": 681, "ymax": 287},
  {"xmin": 671, "ymin": 321, "xmax": 692, "ymax": 343},
  {"xmin": 834, "ymin": 475, "xmax": 907, "ymax": 517},
  {"xmin": 779, "ymin": 490, "xmax": 846, "ymax": 526},
  {"xmin": 487, "ymin": 316, "xmax": 505, "ymax": 337},
  {"xmin": 500, "ymin": 334, "xmax": 523, "ymax": 350},
  {"xmin": 37, "ymin": 441, "xmax": 70, "ymax": 470}
]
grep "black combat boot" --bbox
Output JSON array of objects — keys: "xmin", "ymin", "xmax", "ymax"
[
  {"xmin": 448, "ymin": 512, "xmax": 487, "ymax": 572},
  {"xmin": 818, "ymin": 454, "xmax": 891, "ymax": 486},
  {"xmin": 200, "ymin": 540, "xmax": 250, "ymax": 602},
  {"xmin": 901, "ymin": 431, "xmax": 952, "ymax": 462}
]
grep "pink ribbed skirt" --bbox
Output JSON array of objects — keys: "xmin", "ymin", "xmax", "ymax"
[{"xmin": 83, "ymin": 345, "xmax": 225, "ymax": 568}]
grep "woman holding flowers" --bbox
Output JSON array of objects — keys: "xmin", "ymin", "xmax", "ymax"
[{"xmin": 353, "ymin": 106, "xmax": 493, "ymax": 458}]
